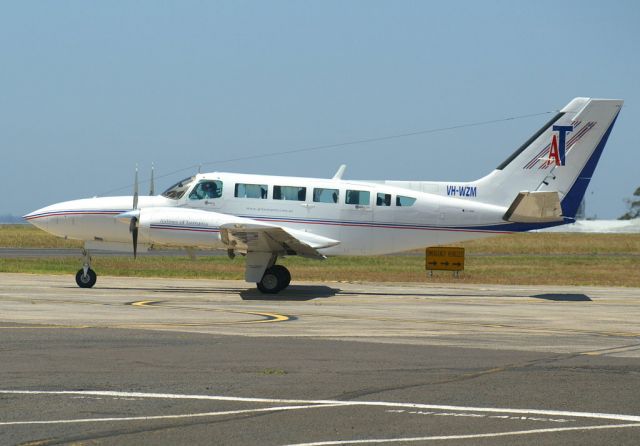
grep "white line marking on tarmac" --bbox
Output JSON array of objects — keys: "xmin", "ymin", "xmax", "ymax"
[
  {"xmin": 2, "ymin": 390, "xmax": 640, "ymax": 423},
  {"xmin": 0, "ymin": 404, "xmax": 343, "ymax": 426},
  {"xmin": 2, "ymin": 390, "xmax": 640, "ymax": 445},
  {"xmin": 284, "ymin": 424, "xmax": 640, "ymax": 445},
  {"xmin": 385, "ymin": 409, "xmax": 573, "ymax": 423},
  {"xmin": 0, "ymin": 390, "xmax": 640, "ymax": 446}
]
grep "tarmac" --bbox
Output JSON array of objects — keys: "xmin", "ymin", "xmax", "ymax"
[{"xmin": 1, "ymin": 272, "xmax": 639, "ymax": 445}]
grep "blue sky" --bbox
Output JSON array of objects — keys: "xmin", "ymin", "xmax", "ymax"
[{"xmin": 2, "ymin": 1, "xmax": 638, "ymax": 218}]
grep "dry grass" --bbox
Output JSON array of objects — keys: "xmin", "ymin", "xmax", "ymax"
[
  {"xmin": 0, "ymin": 225, "xmax": 82, "ymax": 248},
  {"xmin": 452, "ymin": 232, "xmax": 640, "ymax": 255},
  {"xmin": 1, "ymin": 225, "xmax": 639, "ymax": 287}
]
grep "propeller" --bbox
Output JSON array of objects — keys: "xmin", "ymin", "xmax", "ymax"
[
  {"xmin": 129, "ymin": 167, "xmax": 140, "ymax": 258},
  {"xmin": 149, "ymin": 163, "xmax": 155, "ymax": 195}
]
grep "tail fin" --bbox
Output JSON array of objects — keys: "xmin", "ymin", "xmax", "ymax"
[{"xmin": 476, "ymin": 97, "xmax": 623, "ymax": 220}]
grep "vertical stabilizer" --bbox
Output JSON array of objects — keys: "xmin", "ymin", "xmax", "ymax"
[{"xmin": 475, "ymin": 97, "xmax": 622, "ymax": 220}]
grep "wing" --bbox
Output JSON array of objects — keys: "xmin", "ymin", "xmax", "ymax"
[
  {"xmin": 220, "ymin": 221, "xmax": 340, "ymax": 283},
  {"xmin": 220, "ymin": 222, "xmax": 340, "ymax": 260}
]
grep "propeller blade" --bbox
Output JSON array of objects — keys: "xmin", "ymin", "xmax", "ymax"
[
  {"xmin": 129, "ymin": 216, "xmax": 138, "ymax": 259},
  {"xmin": 133, "ymin": 167, "xmax": 139, "ymax": 210},
  {"xmin": 149, "ymin": 164, "xmax": 155, "ymax": 196}
]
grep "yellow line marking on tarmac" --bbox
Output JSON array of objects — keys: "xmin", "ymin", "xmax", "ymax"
[
  {"xmin": 580, "ymin": 343, "xmax": 640, "ymax": 356},
  {"xmin": 0, "ymin": 325, "xmax": 90, "ymax": 329},
  {"xmin": 243, "ymin": 311, "xmax": 290, "ymax": 324},
  {"xmin": 1, "ymin": 297, "xmax": 290, "ymax": 326},
  {"xmin": 131, "ymin": 300, "xmax": 156, "ymax": 307},
  {"xmin": 19, "ymin": 440, "xmax": 52, "ymax": 446},
  {"xmin": 129, "ymin": 300, "xmax": 291, "ymax": 324}
]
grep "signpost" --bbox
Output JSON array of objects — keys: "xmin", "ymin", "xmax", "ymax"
[{"xmin": 425, "ymin": 247, "xmax": 465, "ymax": 276}]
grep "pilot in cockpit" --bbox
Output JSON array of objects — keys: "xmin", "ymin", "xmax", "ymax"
[
  {"xmin": 189, "ymin": 181, "xmax": 219, "ymax": 200},
  {"xmin": 202, "ymin": 181, "xmax": 217, "ymax": 199}
]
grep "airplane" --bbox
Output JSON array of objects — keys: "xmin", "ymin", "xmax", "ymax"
[{"xmin": 24, "ymin": 97, "xmax": 622, "ymax": 293}]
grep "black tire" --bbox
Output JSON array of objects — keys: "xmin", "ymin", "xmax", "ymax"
[
  {"xmin": 75, "ymin": 268, "xmax": 97, "ymax": 288},
  {"xmin": 257, "ymin": 266, "xmax": 287, "ymax": 294},
  {"xmin": 271, "ymin": 265, "xmax": 291, "ymax": 289}
]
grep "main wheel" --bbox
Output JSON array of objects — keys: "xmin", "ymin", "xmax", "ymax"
[
  {"xmin": 257, "ymin": 266, "xmax": 289, "ymax": 294},
  {"xmin": 75, "ymin": 268, "xmax": 97, "ymax": 288},
  {"xmin": 271, "ymin": 265, "xmax": 291, "ymax": 289}
]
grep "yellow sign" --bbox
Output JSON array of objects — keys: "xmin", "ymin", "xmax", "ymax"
[{"xmin": 425, "ymin": 247, "xmax": 465, "ymax": 271}]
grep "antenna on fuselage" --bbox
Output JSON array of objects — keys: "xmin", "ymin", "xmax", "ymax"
[{"xmin": 333, "ymin": 164, "xmax": 347, "ymax": 180}]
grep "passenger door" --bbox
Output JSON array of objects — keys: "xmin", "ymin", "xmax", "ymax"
[{"xmin": 340, "ymin": 187, "xmax": 373, "ymax": 254}]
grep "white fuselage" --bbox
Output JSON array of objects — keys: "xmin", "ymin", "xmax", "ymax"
[{"xmin": 25, "ymin": 171, "xmax": 511, "ymax": 256}]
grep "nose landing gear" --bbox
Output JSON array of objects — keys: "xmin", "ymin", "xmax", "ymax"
[{"xmin": 75, "ymin": 249, "xmax": 97, "ymax": 288}]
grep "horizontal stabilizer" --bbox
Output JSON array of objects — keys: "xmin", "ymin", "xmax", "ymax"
[{"xmin": 503, "ymin": 191, "xmax": 563, "ymax": 223}]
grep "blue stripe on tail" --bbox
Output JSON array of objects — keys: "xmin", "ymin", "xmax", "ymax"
[{"xmin": 560, "ymin": 113, "xmax": 620, "ymax": 219}]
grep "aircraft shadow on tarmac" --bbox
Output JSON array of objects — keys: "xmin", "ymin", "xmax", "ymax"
[
  {"xmin": 240, "ymin": 285, "xmax": 339, "ymax": 301},
  {"xmin": 66, "ymin": 285, "xmax": 339, "ymax": 300},
  {"xmin": 72, "ymin": 286, "xmax": 245, "ymax": 295},
  {"xmin": 531, "ymin": 293, "xmax": 592, "ymax": 302}
]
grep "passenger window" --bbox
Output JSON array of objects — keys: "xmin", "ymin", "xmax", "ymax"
[
  {"xmin": 235, "ymin": 183, "xmax": 268, "ymax": 199},
  {"xmin": 376, "ymin": 193, "xmax": 391, "ymax": 206},
  {"xmin": 274, "ymin": 185, "xmax": 306, "ymax": 201},
  {"xmin": 188, "ymin": 180, "xmax": 223, "ymax": 200},
  {"xmin": 346, "ymin": 190, "xmax": 370, "ymax": 206},
  {"xmin": 313, "ymin": 188, "xmax": 339, "ymax": 203},
  {"xmin": 396, "ymin": 195, "xmax": 417, "ymax": 206}
]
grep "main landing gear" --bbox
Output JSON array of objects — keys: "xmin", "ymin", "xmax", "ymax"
[
  {"xmin": 257, "ymin": 264, "xmax": 291, "ymax": 294},
  {"xmin": 75, "ymin": 249, "xmax": 97, "ymax": 288}
]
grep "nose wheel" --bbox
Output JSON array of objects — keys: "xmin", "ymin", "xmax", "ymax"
[
  {"xmin": 75, "ymin": 249, "xmax": 97, "ymax": 288},
  {"xmin": 76, "ymin": 268, "xmax": 97, "ymax": 288},
  {"xmin": 257, "ymin": 265, "xmax": 291, "ymax": 294}
]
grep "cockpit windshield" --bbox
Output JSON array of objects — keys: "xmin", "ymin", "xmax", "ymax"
[{"xmin": 161, "ymin": 176, "xmax": 195, "ymax": 200}]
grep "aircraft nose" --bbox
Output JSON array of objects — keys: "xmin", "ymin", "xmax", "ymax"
[
  {"xmin": 24, "ymin": 203, "xmax": 56, "ymax": 219},
  {"xmin": 23, "ymin": 204, "xmax": 61, "ymax": 231},
  {"xmin": 22, "ymin": 208, "xmax": 41, "ymax": 220}
]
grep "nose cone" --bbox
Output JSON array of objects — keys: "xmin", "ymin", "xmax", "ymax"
[
  {"xmin": 23, "ymin": 203, "xmax": 65, "ymax": 232},
  {"xmin": 24, "ymin": 203, "xmax": 65, "ymax": 220},
  {"xmin": 23, "ymin": 207, "xmax": 47, "ymax": 221}
]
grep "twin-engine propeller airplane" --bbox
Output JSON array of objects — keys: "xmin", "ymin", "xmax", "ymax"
[{"xmin": 25, "ymin": 98, "xmax": 622, "ymax": 293}]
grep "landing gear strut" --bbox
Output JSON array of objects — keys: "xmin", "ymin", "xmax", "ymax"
[
  {"xmin": 257, "ymin": 264, "xmax": 291, "ymax": 294},
  {"xmin": 75, "ymin": 249, "xmax": 97, "ymax": 288}
]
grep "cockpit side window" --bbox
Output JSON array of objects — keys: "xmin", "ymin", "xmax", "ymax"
[
  {"xmin": 161, "ymin": 176, "xmax": 195, "ymax": 200},
  {"xmin": 189, "ymin": 180, "xmax": 223, "ymax": 200}
]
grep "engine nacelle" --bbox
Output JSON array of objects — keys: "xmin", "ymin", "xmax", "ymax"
[{"xmin": 137, "ymin": 207, "xmax": 239, "ymax": 249}]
